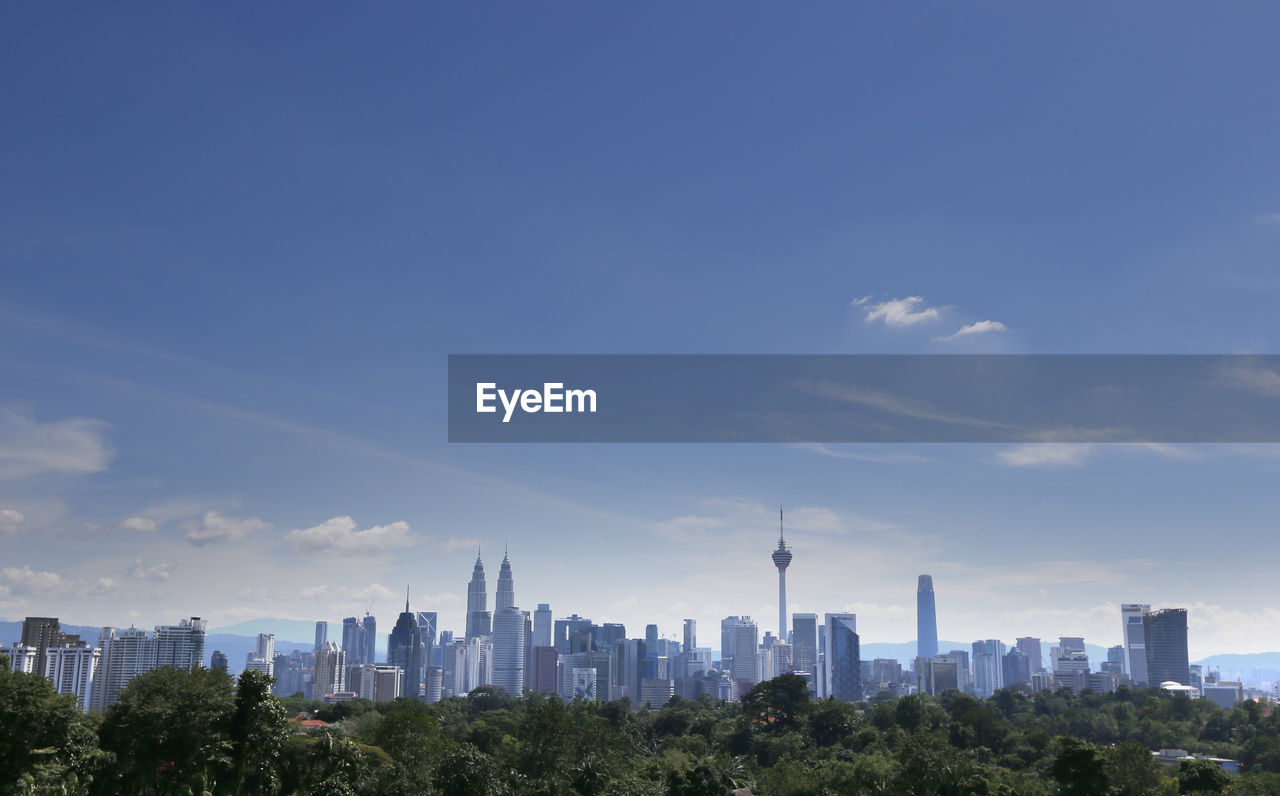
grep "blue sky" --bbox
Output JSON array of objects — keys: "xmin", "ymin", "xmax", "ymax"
[{"xmin": 2, "ymin": 3, "xmax": 1280, "ymax": 659}]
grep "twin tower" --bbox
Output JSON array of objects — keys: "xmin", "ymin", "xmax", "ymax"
[{"xmin": 465, "ymin": 549, "xmax": 516, "ymax": 641}]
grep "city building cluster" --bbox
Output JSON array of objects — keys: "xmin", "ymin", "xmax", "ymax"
[{"xmin": 3, "ymin": 521, "xmax": 1265, "ymax": 712}]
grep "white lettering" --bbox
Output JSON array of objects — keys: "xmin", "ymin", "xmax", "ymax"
[
  {"xmin": 476, "ymin": 383, "xmax": 497, "ymax": 413},
  {"xmin": 566, "ymin": 388, "xmax": 597, "ymax": 414},
  {"xmin": 498, "ymin": 388, "xmax": 520, "ymax": 423}
]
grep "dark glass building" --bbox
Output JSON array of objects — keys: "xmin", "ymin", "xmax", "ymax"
[{"xmin": 1143, "ymin": 608, "xmax": 1190, "ymax": 686}]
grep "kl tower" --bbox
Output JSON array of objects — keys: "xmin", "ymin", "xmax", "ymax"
[{"xmin": 772, "ymin": 506, "xmax": 793, "ymax": 642}]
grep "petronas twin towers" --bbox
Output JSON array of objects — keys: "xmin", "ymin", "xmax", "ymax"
[{"xmin": 466, "ymin": 549, "xmax": 525, "ymax": 695}]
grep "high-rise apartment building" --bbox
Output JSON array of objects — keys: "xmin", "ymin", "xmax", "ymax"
[
  {"xmin": 153, "ymin": 617, "xmax": 207, "ymax": 671},
  {"xmin": 45, "ymin": 643, "xmax": 100, "ymax": 712},
  {"xmin": 246, "ymin": 633, "xmax": 275, "ymax": 676},
  {"xmin": 313, "ymin": 641, "xmax": 346, "ymax": 700},
  {"xmin": 358, "ymin": 664, "xmax": 403, "ymax": 702}
]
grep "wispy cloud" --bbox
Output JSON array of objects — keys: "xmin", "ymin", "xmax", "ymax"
[
  {"xmin": 0, "ymin": 565, "xmax": 118, "ymax": 598},
  {"xmin": 1220, "ymin": 363, "xmax": 1280, "ymax": 398},
  {"xmin": 935, "ymin": 319, "xmax": 1008, "ymax": 342},
  {"xmin": 858, "ymin": 296, "xmax": 946, "ymax": 327},
  {"xmin": 801, "ymin": 381, "xmax": 1009, "ymax": 429},
  {"xmin": 286, "ymin": 516, "xmax": 417, "ymax": 554},
  {"xmin": 441, "ymin": 536, "xmax": 483, "ymax": 553},
  {"xmin": 0, "ymin": 406, "xmax": 114, "ymax": 480},
  {"xmin": 127, "ymin": 559, "xmax": 175, "ymax": 582},
  {"xmin": 183, "ymin": 511, "xmax": 272, "ymax": 546},
  {"xmin": 790, "ymin": 443, "xmax": 932, "ymax": 463},
  {"xmin": 1254, "ymin": 212, "xmax": 1280, "ymax": 225},
  {"xmin": 995, "ymin": 443, "xmax": 1095, "ymax": 467},
  {"xmin": 0, "ymin": 508, "xmax": 23, "ymax": 535}
]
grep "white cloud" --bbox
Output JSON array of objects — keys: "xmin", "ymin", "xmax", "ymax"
[
  {"xmin": 286, "ymin": 516, "xmax": 417, "ymax": 554},
  {"xmin": 1254, "ymin": 212, "xmax": 1280, "ymax": 225},
  {"xmin": 128, "ymin": 559, "xmax": 175, "ymax": 582},
  {"xmin": 860, "ymin": 296, "xmax": 945, "ymax": 327},
  {"xmin": 0, "ymin": 565, "xmax": 119, "ymax": 598},
  {"xmin": 441, "ymin": 536, "xmax": 483, "ymax": 553},
  {"xmin": 995, "ymin": 443, "xmax": 1095, "ymax": 467},
  {"xmin": 298, "ymin": 583, "xmax": 398, "ymax": 602},
  {"xmin": 183, "ymin": 510, "xmax": 272, "ymax": 546},
  {"xmin": 0, "ymin": 508, "xmax": 24, "ymax": 535},
  {"xmin": 118, "ymin": 516, "xmax": 159, "ymax": 532},
  {"xmin": 935, "ymin": 320, "xmax": 1008, "ymax": 342},
  {"xmin": 0, "ymin": 407, "xmax": 114, "ymax": 480},
  {"xmin": 1220, "ymin": 364, "xmax": 1280, "ymax": 398}
]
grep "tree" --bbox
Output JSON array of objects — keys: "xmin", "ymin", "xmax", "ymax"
[
  {"xmin": 1050, "ymin": 737, "xmax": 1109, "ymax": 796},
  {"xmin": 1177, "ymin": 759, "xmax": 1230, "ymax": 795},
  {"xmin": 1106, "ymin": 740, "xmax": 1175, "ymax": 795},
  {"xmin": 740, "ymin": 673, "xmax": 812, "ymax": 731},
  {"xmin": 0, "ymin": 666, "xmax": 103, "ymax": 793},
  {"xmin": 96, "ymin": 666, "xmax": 235, "ymax": 795},
  {"xmin": 229, "ymin": 668, "xmax": 288, "ymax": 794}
]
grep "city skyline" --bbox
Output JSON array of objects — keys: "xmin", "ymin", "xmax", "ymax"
[{"xmin": 4, "ymin": 3, "xmax": 1280, "ymax": 663}]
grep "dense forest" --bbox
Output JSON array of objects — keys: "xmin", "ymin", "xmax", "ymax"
[{"xmin": 3, "ymin": 656, "xmax": 1280, "ymax": 795}]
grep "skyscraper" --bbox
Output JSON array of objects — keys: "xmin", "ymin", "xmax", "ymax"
[
  {"xmin": 313, "ymin": 641, "xmax": 346, "ymax": 700},
  {"xmin": 791, "ymin": 612, "xmax": 818, "ymax": 693},
  {"xmin": 496, "ymin": 551, "xmax": 515, "ymax": 610},
  {"xmin": 1144, "ymin": 608, "xmax": 1190, "ymax": 686},
  {"xmin": 246, "ymin": 633, "xmax": 275, "ymax": 676},
  {"xmin": 314, "ymin": 621, "xmax": 328, "ymax": 652},
  {"xmin": 388, "ymin": 590, "xmax": 425, "ymax": 698},
  {"xmin": 342, "ymin": 617, "xmax": 363, "ymax": 664},
  {"xmin": 772, "ymin": 508, "xmax": 793, "ymax": 642},
  {"xmin": 823, "ymin": 613, "xmax": 862, "ymax": 701},
  {"xmin": 491, "ymin": 552, "xmax": 525, "ymax": 696},
  {"xmin": 1122, "ymin": 604, "xmax": 1151, "ymax": 686},
  {"xmin": 683, "ymin": 619, "xmax": 696, "ymax": 652},
  {"xmin": 1015, "ymin": 637, "xmax": 1044, "ymax": 673},
  {"xmin": 361, "ymin": 613, "xmax": 377, "ymax": 665},
  {"xmin": 917, "ymin": 575, "xmax": 938, "ymax": 660},
  {"xmin": 971, "ymin": 639, "xmax": 1005, "ymax": 698},
  {"xmin": 20, "ymin": 617, "xmax": 67, "ymax": 673},
  {"xmin": 533, "ymin": 604, "xmax": 553, "ymax": 648},
  {"xmin": 466, "ymin": 552, "xmax": 491, "ymax": 640}
]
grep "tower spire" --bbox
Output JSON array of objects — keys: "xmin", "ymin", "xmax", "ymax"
[
  {"xmin": 779, "ymin": 505, "xmax": 785, "ymax": 546},
  {"xmin": 405, "ymin": 584, "xmax": 409, "ymax": 613}
]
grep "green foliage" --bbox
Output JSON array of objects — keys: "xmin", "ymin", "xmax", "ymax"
[{"xmin": 5, "ymin": 670, "xmax": 1278, "ymax": 795}]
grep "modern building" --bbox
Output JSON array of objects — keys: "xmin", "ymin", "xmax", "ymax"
[
  {"xmin": 530, "ymin": 646, "xmax": 558, "ymax": 695},
  {"xmin": 210, "ymin": 650, "xmax": 229, "ymax": 671},
  {"xmin": 360, "ymin": 614, "xmax": 377, "ymax": 666},
  {"xmin": 342, "ymin": 617, "xmax": 364, "ymax": 664},
  {"xmin": 772, "ymin": 507, "xmax": 793, "ymax": 642},
  {"xmin": 1144, "ymin": 608, "xmax": 1190, "ymax": 686},
  {"xmin": 91, "ymin": 627, "xmax": 153, "ymax": 710},
  {"xmin": 823, "ymin": 613, "xmax": 862, "ymax": 701},
  {"xmin": 722, "ymin": 616, "xmax": 759, "ymax": 687},
  {"xmin": 314, "ymin": 621, "xmax": 328, "ymax": 652},
  {"xmin": 1122, "ymin": 604, "xmax": 1151, "ymax": 686},
  {"xmin": 533, "ymin": 604, "xmax": 553, "ymax": 648},
  {"xmin": 1015, "ymin": 637, "xmax": 1044, "ymax": 673},
  {"xmin": 791, "ymin": 613, "xmax": 818, "ymax": 693},
  {"xmin": 1001, "ymin": 646, "xmax": 1031, "ymax": 687},
  {"xmin": 466, "ymin": 553, "xmax": 492, "ymax": 641},
  {"xmin": 313, "ymin": 641, "xmax": 346, "ymax": 700},
  {"xmin": 490, "ymin": 553, "xmax": 526, "ymax": 696},
  {"xmin": 20, "ymin": 617, "xmax": 69, "ymax": 673},
  {"xmin": 246, "ymin": 633, "xmax": 275, "ymax": 676},
  {"xmin": 972, "ymin": 639, "xmax": 1006, "ymax": 698},
  {"xmin": 6, "ymin": 644, "xmax": 39, "ymax": 674},
  {"xmin": 153, "ymin": 617, "xmax": 207, "ymax": 671},
  {"xmin": 358, "ymin": 664, "xmax": 403, "ymax": 702},
  {"xmin": 45, "ymin": 643, "xmax": 100, "ymax": 712},
  {"xmin": 388, "ymin": 592, "xmax": 425, "ymax": 698},
  {"xmin": 917, "ymin": 576, "xmax": 938, "ymax": 660}
]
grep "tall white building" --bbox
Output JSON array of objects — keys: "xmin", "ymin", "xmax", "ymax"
[
  {"xmin": 722, "ymin": 616, "xmax": 759, "ymax": 687},
  {"xmin": 153, "ymin": 617, "xmax": 207, "ymax": 671},
  {"xmin": 6, "ymin": 644, "xmax": 39, "ymax": 674},
  {"xmin": 246, "ymin": 633, "xmax": 275, "ymax": 676},
  {"xmin": 45, "ymin": 644, "xmax": 100, "ymax": 712},
  {"xmin": 92, "ymin": 627, "xmax": 155, "ymax": 711},
  {"xmin": 533, "ymin": 604, "xmax": 553, "ymax": 648},
  {"xmin": 491, "ymin": 608, "xmax": 526, "ymax": 696},
  {"xmin": 313, "ymin": 641, "xmax": 346, "ymax": 700}
]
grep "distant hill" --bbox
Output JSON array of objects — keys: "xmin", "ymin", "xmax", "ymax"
[
  {"xmin": 857, "ymin": 640, "xmax": 1108, "ymax": 670},
  {"xmin": 1192, "ymin": 652, "xmax": 1280, "ymax": 682}
]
